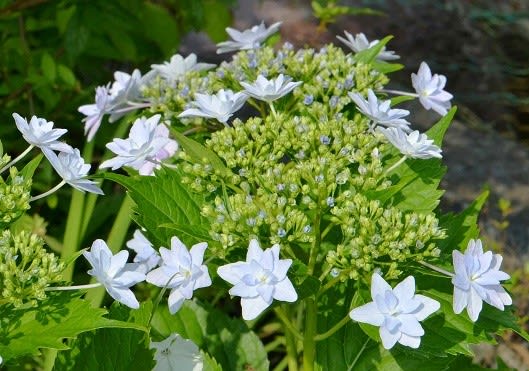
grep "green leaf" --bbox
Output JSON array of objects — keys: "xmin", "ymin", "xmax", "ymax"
[
  {"xmin": 141, "ymin": 2, "xmax": 180, "ymax": 56},
  {"xmin": 354, "ymin": 35, "xmax": 393, "ymax": 64},
  {"xmin": 41, "ymin": 53, "xmax": 56, "ymax": 81},
  {"xmin": 172, "ymin": 130, "xmax": 229, "ymax": 174},
  {"xmin": 55, "ymin": 301, "xmax": 154, "ymax": 371},
  {"xmin": 390, "ymin": 95, "xmax": 415, "ymax": 106},
  {"xmin": 152, "ymin": 300, "xmax": 269, "ymax": 371},
  {"xmin": 20, "ymin": 153, "xmax": 43, "ymax": 179},
  {"xmin": 0, "ymin": 292, "xmax": 147, "ymax": 362},
  {"xmin": 202, "ymin": 0, "xmax": 233, "ymax": 43},
  {"xmin": 104, "ymin": 168, "xmax": 210, "ymax": 247},
  {"xmin": 57, "ymin": 64, "xmax": 76, "ymax": 87},
  {"xmin": 372, "ymin": 60, "xmax": 404, "ymax": 74}
]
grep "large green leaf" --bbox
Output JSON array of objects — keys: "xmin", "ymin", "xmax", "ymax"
[
  {"xmin": 104, "ymin": 168, "xmax": 210, "ymax": 247},
  {"xmin": 0, "ymin": 292, "xmax": 146, "ymax": 362},
  {"xmin": 55, "ymin": 301, "xmax": 154, "ymax": 371},
  {"xmin": 151, "ymin": 300, "xmax": 269, "ymax": 371}
]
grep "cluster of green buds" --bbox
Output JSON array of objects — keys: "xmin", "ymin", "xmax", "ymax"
[
  {"xmin": 0, "ymin": 230, "xmax": 64, "ymax": 307},
  {"xmin": 0, "ymin": 167, "xmax": 31, "ymax": 228}
]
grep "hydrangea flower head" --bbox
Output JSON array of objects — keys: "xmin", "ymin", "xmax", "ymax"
[
  {"xmin": 100, "ymin": 114, "xmax": 178, "ymax": 176},
  {"xmin": 337, "ymin": 31, "xmax": 399, "ymax": 61},
  {"xmin": 349, "ymin": 89, "xmax": 411, "ymax": 132},
  {"xmin": 12, "ymin": 113, "xmax": 71, "ymax": 152},
  {"xmin": 216, "ymin": 21, "xmax": 282, "ymax": 54},
  {"xmin": 217, "ymin": 239, "xmax": 298, "ymax": 320},
  {"xmin": 452, "ymin": 239, "xmax": 512, "ymax": 322},
  {"xmin": 83, "ymin": 239, "xmax": 146, "ymax": 309},
  {"xmin": 151, "ymin": 333, "xmax": 203, "ymax": 371},
  {"xmin": 126, "ymin": 229, "xmax": 160, "ymax": 274},
  {"xmin": 240, "ymin": 74, "xmax": 302, "ymax": 103},
  {"xmin": 151, "ymin": 53, "xmax": 215, "ymax": 84},
  {"xmin": 350, "ymin": 273, "xmax": 440, "ymax": 349},
  {"xmin": 146, "ymin": 237, "xmax": 212, "ymax": 314},
  {"xmin": 412, "ymin": 62, "xmax": 453, "ymax": 116},
  {"xmin": 178, "ymin": 89, "xmax": 248, "ymax": 124},
  {"xmin": 378, "ymin": 127, "xmax": 442, "ymax": 159}
]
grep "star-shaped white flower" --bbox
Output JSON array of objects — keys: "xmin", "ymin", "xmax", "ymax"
[
  {"xmin": 126, "ymin": 229, "xmax": 160, "ymax": 274},
  {"xmin": 216, "ymin": 21, "xmax": 282, "ymax": 54},
  {"xmin": 151, "ymin": 333, "xmax": 203, "ymax": 371},
  {"xmin": 83, "ymin": 239, "xmax": 146, "ymax": 309},
  {"xmin": 12, "ymin": 113, "xmax": 71, "ymax": 153},
  {"xmin": 412, "ymin": 62, "xmax": 453, "ymax": 116},
  {"xmin": 337, "ymin": 31, "xmax": 399, "ymax": 61},
  {"xmin": 178, "ymin": 89, "xmax": 248, "ymax": 124},
  {"xmin": 378, "ymin": 127, "xmax": 442, "ymax": 159},
  {"xmin": 240, "ymin": 74, "xmax": 302, "ymax": 103},
  {"xmin": 452, "ymin": 239, "xmax": 512, "ymax": 322},
  {"xmin": 151, "ymin": 53, "xmax": 215, "ymax": 84},
  {"xmin": 217, "ymin": 239, "xmax": 298, "ymax": 320},
  {"xmin": 349, "ymin": 89, "xmax": 411, "ymax": 132},
  {"xmin": 45, "ymin": 147, "xmax": 104, "ymax": 194},
  {"xmin": 146, "ymin": 237, "xmax": 212, "ymax": 314},
  {"xmin": 350, "ymin": 273, "xmax": 440, "ymax": 349},
  {"xmin": 78, "ymin": 85, "xmax": 112, "ymax": 142},
  {"xmin": 100, "ymin": 115, "xmax": 178, "ymax": 176}
]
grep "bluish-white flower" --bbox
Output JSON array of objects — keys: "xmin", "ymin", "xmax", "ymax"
[
  {"xmin": 240, "ymin": 74, "xmax": 302, "ymax": 103},
  {"xmin": 412, "ymin": 62, "xmax": 453, "ymax": 116},
  {"xmin": 178, "ymin": 89, "xmax": 248, "ymax": 124},
  {"xmin": 216, "ymin": 21, "xmax": 282, "ymax": 54},
  {"xmin": 378, "ymin": 127, "xmax": 442, "ymax": 159},
  {"xmin": 350, "ymin": 273, "xmax": 440, "ymax": 349},
  {"xmin": 337, "ymin": 31, "xmax": 399, "ymax": 61},
  {"xmin": 217, "ymin": 239, "xmax": 298, "ymax": 320},
  {"xmin": 146, "ymin": 237, "xmax": 211, "ymax": 314},
  {"xmin": 151, "ymin": 53, "xmax": 215, "ymax": 84},
  {"xmin": 452, "ymin": 239, "xmax": 512, "ymax": 322},
  {"xmin": 45, "ymin": 147, "xmax": 104, "ymax": 195},
  {"xmin": 78, "ymin": 85, "xmax": 112, "ymax": 142},
  {"xmin": 83, "ymin": 239, "xmax": 146, "ymax": 309},
  {"xmin": 126, "ymin": 229, "xmax": 160, "ymax": 274},
  {"xmin": 100, "ymin": 115, "xmax": 178, "ymax": 176},
  {"xmin": 12, "ymin": 113, "xmax": 71, "ymax": 153},
  {"xmin": 151, "ymin": 333, "xmax": 203, "ymax": 371},
  {"xmin": 349, "ymin": 89, "xmax": 411, "ymax": 132}
]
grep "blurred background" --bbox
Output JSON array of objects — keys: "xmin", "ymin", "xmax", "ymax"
[{"xmin": 1, "ymin": 0, "xmax": 528, "ymax": 368}]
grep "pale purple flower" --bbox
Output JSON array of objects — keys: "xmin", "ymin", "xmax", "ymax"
[
  {"xmin": 240, "ymin": 74, "xmax": 302, "ymax": 103},
  {"xmin": 452, "ymin": 239, "xmax": 512, "ymax": 322},
  {"xmin": 126, "ymin": 229, "xmax": 160, "ymax": 274},
  {"xmin": 350, "ymin": 273, "xmax": 440, "ymax": 349},
  {"xmin": 349, "ymin": 89, "xmax": 411, "ymax": 132},
  {"xmin": 151, "ymin": 53, "xmax": 215, "ymax": 84},
  {"xmin": 217, "ymin": 239, "xmax": 298, "ymax": 320},
  {"xmin": 83, "ymin": 239, "xmax": 146, "ymax": 309},
  {"xmin": 12, "ymin": 113, "xmax": 71, "ymax": 152},
  {"xmin": 216, "ymin": 21, "xmax": 282, "ymax": 54},
  {"xmin": 412, "ymin": 62, "xmax": 453, "ymax": 116},
  {"xmin": 146, "ymin": 237, "xmax": 211, "ymax": 314},
  {"xmin": 151, "ymin": 333, "xmax": 203, "ymax": 371},
  {"xmin": 378, "ymin": 127, "xmax": 442, "ymax": 159},
  {"xmin": 178, "ymin": 89, "xmax": 248, "ymax": 124},
  {"xmin": 100, "ymin": 115, "xmax": 178, "ymax": 176},
  {"xmin": 337, "ymin": 31, "xmax": 399, "ymax": 61},
  {"xmin": 45, "ymin": 147, "xmax": 104, "ymax": 194},
  {"xmin": 78, "ymin": 85, "xmax": 112, "ymax": 142}
]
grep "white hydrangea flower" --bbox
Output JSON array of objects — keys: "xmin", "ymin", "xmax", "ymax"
[
  {"xmin": 378, "ymin": 127, "xmax": 442, "ymax": 159},
  {"xmin": 412, "ymin": 62, "xmax": 453, "ymax": 116},
  {"xmin": 178, "ymin": 89, "xmax": 248, "ymax": 124},
  {"xmin": 337, "ymin": 31, "xmax": 399, "ymax": 61},
  {"xmin": 44, "ymin": 147, "xmax": 104, "ymax": 195},
  {"xmin": 452, "ymin": 239, "xmax": 512, "ymax": 322},
  {"xmin": 151, "ymin": 53, "xmax": 215, "ymax": 85},
  {"xmin": 151, "ymin": 333, "xmax": 203, "ymax": 371},
  {"xmin": 126, "ymin": 229, "xmax": 160, "ymax": 274},
  {"xmin": 83, "ymin": 239, "xmax": 146, "ymax": 309},
  {"xmin": 146, "ymin": 237, "xmax": 212, "ymax": 314},
  {"xmin": 100, "ymin": 115, "xmax": 178, "ymax": 176},
  {"xmin": 240, "ymin": 74, "xmax": 302, "ymax": 103},
  {"xmin": 216, "ymin": 21, "xmax": 282, "ymax": 54},
  {"xmin": 78, "ymin": 85, "xmax": 112, "ymax": 142},
  {"xmin": 12, "ymin": 113, "xmax": 71, "ymax": 153},
  {"xmin": 217, "ymin": 239, "xmax": 298, "ymax": 320},
  {"xmin": 350, "ymin": 273, "xmax": 440, "ymax": 349},
  {"xmin": 349, "ymin": 89, "xmax": 411, "ymax": 132}
]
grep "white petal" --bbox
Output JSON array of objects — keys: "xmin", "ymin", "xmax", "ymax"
[
  {"xmin": 398, "ymin": 334, "xmax": 421, "ymax": 349},
  {"xmin": 247, "ymin": 239, "xmax": 264, "ymax": 262},
  {"xmin": 413, "ymin": 294, "xmax": 440, "ymax": 321},
  {"xmin": 273, "ymin": 278, "xmax": 298, "ymax": 302},
  {"xmin": 398, "ymin": 314, "xmax": 424, "ymax": 337},
  {"xmin": 107, "ymin": 286, "xmax": 140, "ymax": 309},
  {"xmin": 168, "ymin": 289, "xmax": 186, "ymax": 314},
  {"xmin": 379, "ymin": 326, "xmax": 400, "ymax": 350},
  {"xmin": 467, "ymin": 287, "xmax": 483, "ymax": 322},
  {"xmin": 371, "ymin": 273, "xmax": 392, "ymax": 299},
  {"xmin": 240, "ymin": 296, "xmax": 271, "ymax": 320},
  {"xmin": 349, "ymin": 302, "xmax": 385, "ymax": 326},
  {"xmin": 453, "ymin": 286, "xmax": 468, "ymax": 314},
  {"xmin": 393, "ymin": 276, "xmax": 415, "ymax": 303}
]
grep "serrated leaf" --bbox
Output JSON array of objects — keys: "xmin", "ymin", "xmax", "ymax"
[
  {"xmin": 152, "ymin": 300, "xmax": 269, "ymax": 371},
  {"xmin": 0, "ymin": 292, "xmax": 147, "ymax": 362}
]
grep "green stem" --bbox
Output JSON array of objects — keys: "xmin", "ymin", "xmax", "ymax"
[
  {"xmin": 274, "ymin": 307, "xmax": 303, "ymax": 341},
  {"xmin": 272, "ymin": 357, "xmax": 289, "ymax": 371},
  {"xmin": 0, "ymin": 144, "xmax": 34, "ymax": 173},
  {"xmin": 348, "ymin": 338, "xmax": 370, "ymax": 371},
  {"xmin": 314, "ymin": 313, "xmax": 351, "ymax": 341},
  {"xmin": 384, "ymin": 155, "xmax": 407, "ymax": 175},
  {"xmin": 284, "ymin": 329, "xmax": 298, "ymax": 371},
  {"xmin": 303, "ymin": 298, "xmax": 317, "ymax": 371},
  {"xmin": 84, "ymin": 194, "xmax": 134, "ymax": 307},
  {"xmin": 30, "ymin": 180, "xmax": 66, "ymax": 202},
  {"xmin": 61, "ymin": 189, "xmax": 85, "ymax": 280}
]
